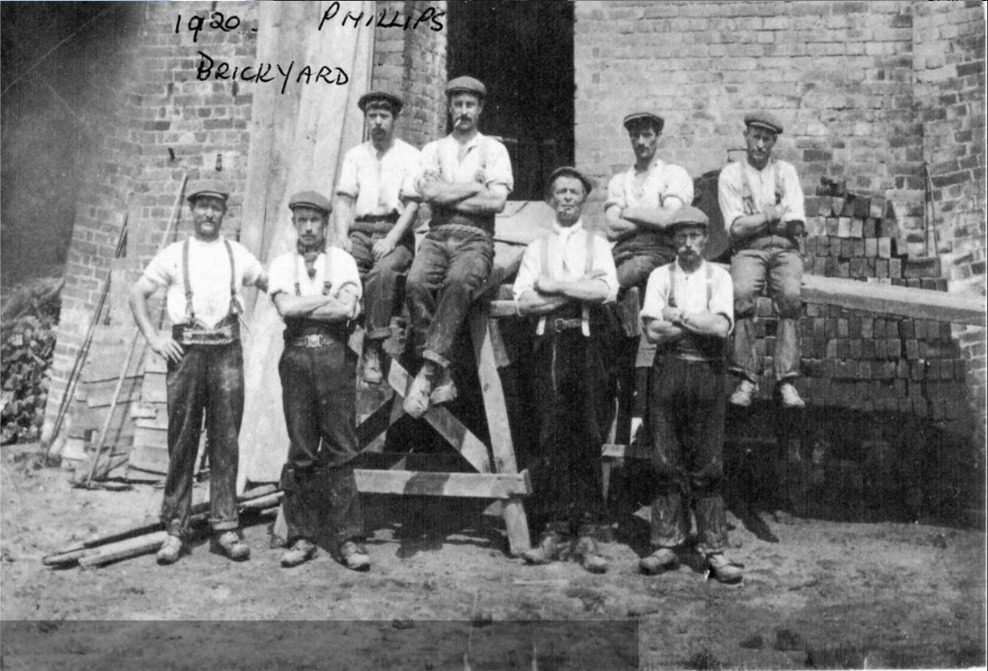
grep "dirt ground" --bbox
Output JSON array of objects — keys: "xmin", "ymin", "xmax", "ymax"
[{"xmin": 1, "ymin": 441, "xmax": 985, "ymax": 670}]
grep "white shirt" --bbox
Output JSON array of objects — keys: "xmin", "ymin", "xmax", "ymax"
[
  {"xmin": 718, "ymin": 158, "xmax": 806, "ymax": 231},
  {"xmin": 605, "ymin": 158, "xmax": 694, "ymax": 212},
  {"xmin": 142, "ymin": 236, "xmax": 265, "ymax": 328},
  {"xmin": 513, "ymin": 220, "xmax": 619, "ymax": 303},
  {"xmin": 335, "ymin": 139, "xmax": 421, "ymax": 217},
  {"xmin": 419, "ymin": 132, "xmax": 514, "ymax": 192},
  {"xmin": 640, "ymin": 259, "xmax": 734, "ymax": 331},
  {"xmin": 267, "ymin": 247, "xmax": 363, "ymax": 301}
]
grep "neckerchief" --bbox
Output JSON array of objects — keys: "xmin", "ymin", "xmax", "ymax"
[{"xmin": 296, "ymin": 240, "xmax": 325, "ymax": 278}]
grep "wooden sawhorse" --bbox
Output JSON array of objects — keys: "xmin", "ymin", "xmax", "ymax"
[{"xmin": 352, "ymin": 304, "xmax": 533, "ymax": 556}]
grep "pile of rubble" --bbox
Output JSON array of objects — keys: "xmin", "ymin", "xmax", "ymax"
[{"xmin": 1, "ymin": 278, "xmax": 63, "ymax": 444}]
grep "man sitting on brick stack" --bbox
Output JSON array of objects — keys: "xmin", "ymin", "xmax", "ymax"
[
  {"xmin": 268, "ymin": 191, "xmax": 370, "ymax": 571},
  {"xmin": 718, "ymin": 111, "xmax": 807, "ymax": 408},
  {"xmin": 513, "ymin": 167, "xmax": 619, "ymax": 574},
  {"xmin": 402, "ymin": 76, "xmax": 513, "ymax": 418},
  {"xmin": 604, "ymin": 112, "xmax": 694, "ymax": 441},
  {"xmin": 129, "ymin": 182, "xmax": 267, "ymax": 565},
  {"xmin": 334, "ymin": 90, "xmax": 421, "ymax": 385}
]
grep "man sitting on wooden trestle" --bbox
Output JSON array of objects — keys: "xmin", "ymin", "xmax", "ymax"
[{"xmin": 513, "ymin": 167, "xmax": 619, "ymax": 574}]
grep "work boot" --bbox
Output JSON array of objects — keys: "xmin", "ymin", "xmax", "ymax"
[
  {"xmin": 338, "ymin": 540, "xmax": 370, "ymax": 572},
  {"xmin": 361, "ymin": 341, "xmax": 384, "ymax": 385},
  {"xmin": 729, "ymin": 379, "xmax": 757, "ymax": 407},
  {"xmin": 706, "ymin": 552, "xmax": 744, "ymax": 584},
  {"xmin": 280, "ymin": 538, "xmax": 317, "ymax": 568},
  {"xmin": 156, "ymin": 534, "xmax": 183, "ymax": 566},
  {"xmin": 403, "ymin": 365, "xmax": 437, "ymax": 419},
  {"xmin": 429, "ymin": 366, "xmax": 458, "ymax": 405},
  {"xmin": 573, "ymin": 535, "xmax": 608, "ymax": 574},
  {"xmin": 521, "ymin": 531, "xmax": 566, "ymax": 565},
  {"xmin": 213, "ymin": 530, "xmax": 250, "ymax": 562},
  {"xmin": 639, "ymin": 547, "xmax": 680, "ymax": 575},
  {"xmin": 778, "ymin": 382, "xmax": 806, "ymax": 408}
]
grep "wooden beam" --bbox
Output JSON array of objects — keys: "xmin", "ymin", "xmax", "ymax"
[
  {"xmin": 489, "ymin": 275, "xmax": 987, "ymax": 326},
  {"xmin": 354, "ymin": 469, "xmax": 531, "ymax": 498},
  {"xmin": 77, "ymin": 531, "xmax": 168, "ymax": 569}
]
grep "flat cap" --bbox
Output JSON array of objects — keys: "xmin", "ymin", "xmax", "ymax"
[
  {"xmin": 358, "ymin": 90, "xmax": 404, "ymax": 114},
  {"xmin": 668, "ymin": 205, "xmax": 710, "ymax": 231},
  {"xmin": 547, "ymin": 166, "xmax": 594, "ymax": 196},
  {"xmin": 445, "ymin": 76, "xmax": 487, "ymax": 98},
  {"xmin": 744, "ymin": 110, "xmax": 783, "ymax": 135},
  {"xmin": 187, "ymin": 182, "xmax": 230, "ymax": 204},
  {"xmin": 623, "ymin": 111, "xmax": 665, "ymax": 133},
  {"xmin": 288, "ymin": 190, "xmax": 332, "ymax": 215}
]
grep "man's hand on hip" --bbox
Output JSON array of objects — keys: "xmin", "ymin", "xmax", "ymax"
[{"xmin": 150, "ymin": 334, "xmax": 184, "ymax": 364}]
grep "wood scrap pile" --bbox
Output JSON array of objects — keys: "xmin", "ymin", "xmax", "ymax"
[
  {"xmin": 42, "ymin": 484, "xmax": 282, "ymax": 568},
  {"xmin": 1, "ymin": 278, "xmax": 63, "ymax": 445}
]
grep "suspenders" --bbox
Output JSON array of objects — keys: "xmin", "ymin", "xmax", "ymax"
[
  {"xmin": 740, "ymin": 160, "xmax": 783, "ymax": 216},
  {"xmin": 293, "ymin": 252, "xmax": 333, "ymax": 297},
  {"xmin": 535, "ymin": 229, "xmax": 595, "ymax": 337},
  {"xmin": 666, "ymin": 262, "xmax": 714, "ymax": 311},
  {"xmin": 182, "ymin": 238, "xmax": 241, "ymax": 324}
]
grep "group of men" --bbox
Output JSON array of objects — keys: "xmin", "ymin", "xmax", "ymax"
[{"xmin": 130, "ymin": 75, "xmax": 806, "ymax": 584}]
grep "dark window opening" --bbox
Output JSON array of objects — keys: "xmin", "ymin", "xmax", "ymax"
[{"xmin": 447, "ymin": 1, "xmax": 575, "ymax": 201}]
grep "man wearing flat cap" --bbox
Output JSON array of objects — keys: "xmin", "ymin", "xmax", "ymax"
[
  {"xmin": 267, "ymin": 190, "xmax": 370, "ymax": 571},
  {"xmin": 604, "ymin": 112, "xmax": 694, "ymax": 451},
  {"xmin": 403, "ymin": 75, "xmax": 513, "ymax": 418},
  {"xmin": 638, "ymin": 206, "xmax": 742, "ymax": 584},
  {"xmin": 130, "ymin": 182, "xmax": 267, "ymax": 565},
  {"xmin": 513, "ymin": 167, "xmax": 619, "ymax": 574},
  {"xmin": 718, "ymin": 111, "xmax": 806, "ymax": 408},
  {"xmin": 335, "ymin": 90, "xmax": 421, "ymax": 385}
]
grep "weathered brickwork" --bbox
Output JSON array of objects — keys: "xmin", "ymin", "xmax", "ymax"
[
  {"xmin": 371, "ymin": 1, "xmax": 448, "ymax": 149},
  {"xmin": 45, "ymin": 2, "xmax": 258, "ymax": 442}
]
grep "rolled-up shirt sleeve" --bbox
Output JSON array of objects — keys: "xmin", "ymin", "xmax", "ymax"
[
  {"xmin": 512, "ymin": 240, "xmax": 541, "ymax": 300},
  {"xmin": 266, "ymin": 255, "xmax": 294, "ymax": 297},
  {"xmin": 604, "ymin": 173, "xmax": 627, "ymax": 213},
  {"xmin": 639, "ymin": 266, "xmax": 669, "ymax": 322},
  {"xmin": 780, "ymin": 162, "xmax": 806, "ymax": 223},
  {"xmin": 662, "ymin": 164, "xmax": 694, "ymax": 208},
  {"xmin": 709, "ymin": 267, "xmax": 735, "ymax": 333},
  {"xmin": 142, "ymin": 247, "xmax": 176, "ymax": 290},
  {"xmin": 331, "ymin": 249, "xmax": 363, "ymax": 301},
  {"xmin": 484, "ymin": 140, "xmax": 514, "ymax": 194},
  {"xmin": 336, "ymin": 148, "xmax": 360, "ymax": 199},
  {"xmin": 718, "ymin": 164, "xmax": 745, "ymax": 233}
]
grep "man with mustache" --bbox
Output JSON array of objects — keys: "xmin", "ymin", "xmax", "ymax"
[
  {"xmin": 402, "ymin": 76, "xmax": 513, "ymax": 418},
  {"xmin": 718, "ymin": 111, "xmax": 806, "ymax": 408},
  {"xmin": 129, "ymin": 183, "xmax": 267, "ymax": 565},
  {"xmin": 267, "ymin": 191, "xmax": 370, "ymax": 571},
  {"xmin": 604, "ymin": 112, "xmax": 694, "ymax": 450},
  {"xmin": 638, "ymin": 206, "xmax": 742, "ymax": 584},
  {"xmin": 513, "ymin": 167, "xmax": 619, "ymax": 574},
  {"xmin": 335, "ymin": 91, "xmax": 421, "ymax": 385}
]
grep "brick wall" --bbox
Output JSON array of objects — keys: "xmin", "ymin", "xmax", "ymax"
[
  {"xmin": 44, "ymin": 1, "xmax": 258, "ymax": 443},
  {"xmin": 371, "ymin": 1, "xmax": 448, "ymax": 149}
]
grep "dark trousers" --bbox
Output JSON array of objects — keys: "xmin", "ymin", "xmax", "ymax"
[
  {"xmin": 349, "ymin": 230, "xmax": 414, "ymax": 341},
  {"xmin": 730, "ymin": 245, "xmax": 802, "ymax": 382},
  {"xmin": 648, "ymin": 355, "xmax": 728, "ymax": 554},
  {"xmin": 405, "ymin": 226, "xmax": 494, "ymax": 368},
  {"xmin": 278, "ymin": 339, "xmax": 364, "ymax": 549},
  {"xmin": 163, "ymin": 342, "xmax": 243, "ymax": 538},
  {"xmin": 529, "ymin": 326, "xmax": 615, "ymax": 537}
]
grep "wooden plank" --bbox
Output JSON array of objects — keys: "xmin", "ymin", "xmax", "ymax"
[
  {"xmin": 84, "ymin": 377, "xmax": 142, "ymax": 408},
  {"xmin": 141, "ymin": 371, "xmax": 167, "ymax": 403},
  {"xmin": 387, "ymin": 360, "xmax": 492, "ymax": 474},
  {"xmin": 802, "ymin": 275, "xmax": 986, "ymax": 326},
  {"xmin": 133, "ymin": 426, "xmax": 168, "ymax": 450},
  {"xmin": 354, "ymin": 469, "xmax": 531, "ymax": 498},
  {"xmin": 356, "ymin": 396, "xmax": 399, "ymax": 450},
  {"xmin": 127, "ymin": 443, "xmax": 170, "ymax": 475},
  {"xmin": 77, "ymin": 531, "xmax": 168, "ymax": 568}
]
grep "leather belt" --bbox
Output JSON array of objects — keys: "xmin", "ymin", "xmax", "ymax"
[
  {"xmin": 173, "ymin": 320, "xmax": 239, "ymax": 346},
  {"xmin": 286, "ymin": 333, "xmax": 343, "ymax": 348}
]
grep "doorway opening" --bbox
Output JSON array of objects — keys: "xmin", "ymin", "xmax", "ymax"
[{"xmin": 447, "ymin": 1, "xmax": 575, "ymax": 201}]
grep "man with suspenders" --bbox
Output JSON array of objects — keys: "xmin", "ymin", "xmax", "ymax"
[
  {"xmin": 513, "ymin": 167, "xmax": 619, "ymax": 574},
  {"xmin": 402, "ymin": 76, "xmax": 513, "ymax": 418},
  {"xmin": 638, "ymin": 206, "xmax": 743, "ymax": 584},
  {"xmin": 718, "ymin": 111, "xmax": 807, "ymax": 408},
  {"xmin": 130, "ymin": 182, "xmax": 267, "ymax": 565},
  {"xmin": 267, "ymin": 191, "xmax": 370, "ymax": 570},
  {"xmin": 334, "ymin": 90, "xmax": 421, "ymax": 385},
  {"xmin": 603, "ymin": 112, "xmax": 694, "ymax": 453}
]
